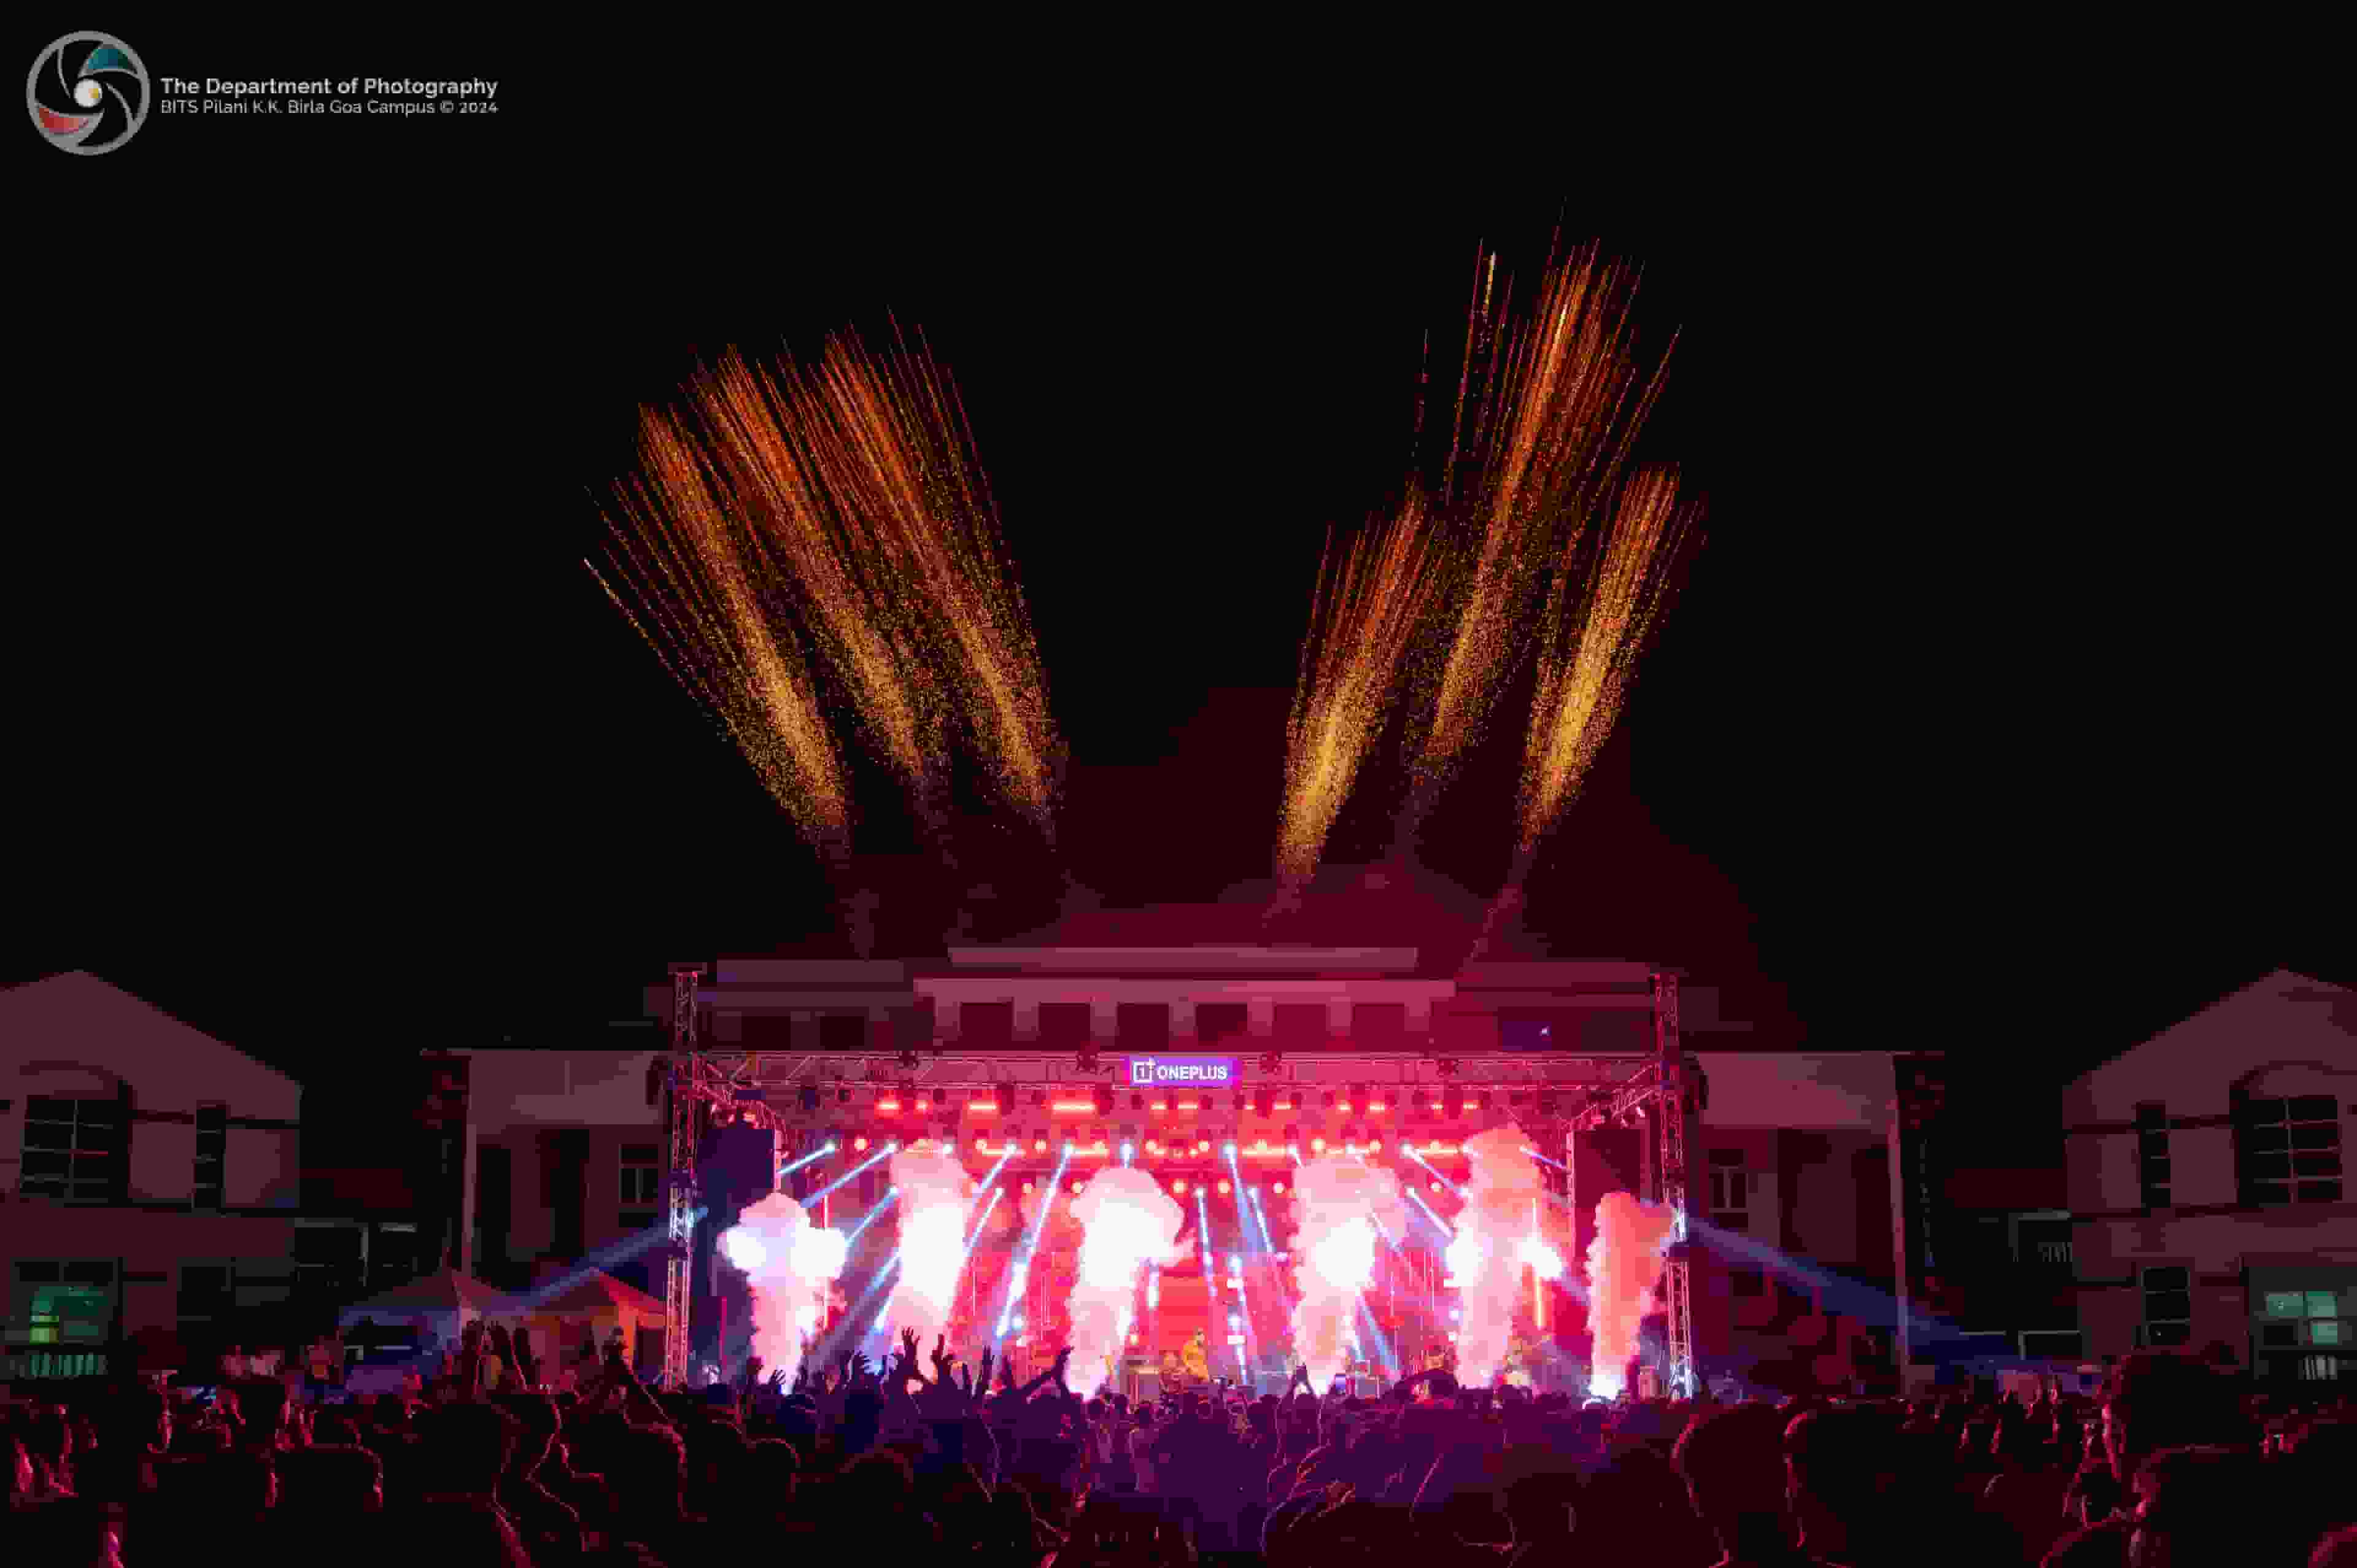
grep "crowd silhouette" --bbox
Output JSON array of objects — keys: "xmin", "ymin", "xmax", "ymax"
[{"xmin": 5, "ymin": 1324, "xmax": 2352, "ymax": 1567}]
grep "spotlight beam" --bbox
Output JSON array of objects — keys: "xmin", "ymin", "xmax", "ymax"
[
  {"xmin": 806, "ymin": 1141, "xmax": 897, "ymax": 1203},
  {"xmin": 996, "ymin": 1141, "xmax": 1072, "ymax": 1340},
  {"xmin": 842, "ymin": 1188, "xmax": 900, "ymax": 1247}
]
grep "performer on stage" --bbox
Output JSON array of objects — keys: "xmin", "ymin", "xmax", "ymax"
[
  {"xmin": 1424, "ymin": 1340, "xmax": 1455, "ymax": 1375},
  {"xmin": 1503, "ymin": 1327, "xmax": 1540, "ymax": 1388},
  {"xmin": 1181, "ymin": 1329, "xmax": 1210, "ymax": 1386},
  {"xmin": 1160, "ymin": 1347, "xmax": 1185, "ymax": 1391}
]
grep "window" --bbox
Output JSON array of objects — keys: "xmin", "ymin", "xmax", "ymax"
[
  {"xmin": 178, "ymin": 1263, "xmax": 233, "ymax": 1324},
  {"xmin": 1348, "ymin": 1003, "xmax": 1406, "ymax": 1045},
  {"xmin": 1706, "ymin": 1149, "xmax": 1751, "ymax": 1231},
  {"xmin": 193, "ymin": 1102, "xmax": 226, "ymax": 1209},
  {"xmin": 1038, "ymin": 1003, "xmax": 1092, "ymax": 1049},
  {"xmin": 2140, "ymin": 1265, "xmax": 2192, "ymax": 1348},
  {"xmin": 620, "ymin": 1143, "xmax": 660, "ymax": 1229},
  {"xmin": 2266, "ymin": 1290, "xmax": 2308, "ymax": 1318},
  {"xmin": 960, "ymin": 1002, "xmax": 1013, "ymax": 1048},
  {"xmin": 2019, "ymin": 1218, "xmax": 2075, "ymax": 1270},
  {"xmin": 13, "ymin": 1261, "xmax": 116, "ymax": 1345},
  {"xmin": 18, "ymin": 1096, "xmax": 124, "ymax": 1203},
  {"xmin": 1116, "ymin": 1003, "xmax": 1169, "ymax": 1051},
  {"xmin": 2262, "ymin": 1323, "xmax": 2298, "ymax": 1348},
  {"xmin": 817, "ymin": 1014, "xmax": 867, "ymax": 1052},
  {"xmin": 2237, "ymin": 1094, "xmax": 2342, "ymax": 1206},
  {"xmin": 1273, "ymin": 1004, "xmax": 1328, "ymax": 1047},
  {"xmin": 2314, "ymin": 1321, "xmax": 2345, "ymax": 1346},
  {"xmin": 1194, "ymin": 1003, "xmax": 1248, "ymax": 1045},
  {"xmin": 2134, "ymin": 1103, "xmax": 2172, "ymax": 1210}
]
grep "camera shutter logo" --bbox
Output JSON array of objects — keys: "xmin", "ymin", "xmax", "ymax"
[
  {"xmin": 29, "ymin": 33, "xmax": 148, "ymax": 155},
  {"xmin": 1131, "ymin": 1058, "xmax": 1156, "ymax": 1087}
]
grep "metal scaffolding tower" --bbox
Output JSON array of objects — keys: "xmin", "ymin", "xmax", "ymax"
[
  {"xmin": 1654, "ymin": 970, "xmax": 1693, "ymax": 1399},
  {"xmin": 664, "ymin": 963, "xmax": 705, "ymax": 1389}
]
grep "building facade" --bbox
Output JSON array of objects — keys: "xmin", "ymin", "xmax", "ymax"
[
  {"xmin": 1, "ymin": 973, "xmax": 306, "ymax": 1378},
  {"xmin": 2061, "ymin": 970, "xmax": 2355, "ymax": 1383}
]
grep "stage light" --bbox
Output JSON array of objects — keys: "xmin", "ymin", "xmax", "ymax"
[
  {"xmin": 915, "ymin": 1097, "xmax": 930, "ymax": 1114},
  {"xmin": 1130, "ymin": 1334, "xmax": 1139, "ymax": 1347},
  {"xmin": 1096, "ymin": 1085, "xmax": 1115, "ymax": 1117},
  {"xmin": 1034, "ymin": 1137, "xmax": 1047, "ymax": 1153},
  {"xmin": 1223, "ymin": 1141, "xmax": 1236, "ymax": 1158},
  {"xmin": 1369, "ymin": 1100, "xmax": 1386, "ymax": 1113},
  {"xmin": 1197, "ymin": 1140, "xmax": 1210, "ymax": 1154},
  {"xmin": 1255, "ymin": 1088, "xmax": 1274, "ymax": 1118},
  {"xmin": 1131, "ymin": 1093, "xmax": 1144, "ymax": 1111},
  {"xmin": 1350, "ymin": 1084, "xmax": 1369, "ymax": 1118},
  {"xmin": 877, "ymin": 1100, "xmax": 900, "ymax": 1113},
  {"xmin": 998, "ymin": 1083, "xmax": 1017, "ymax": 1116},
  {"xmin": 1173, "ymin": 1180, "xmax": 1188, "ymax": 1195},
  {"xmin": 1273, "ymin": 1181, "xmax": 1286, "ymax": 1195},
  {"xmin": 1310, "ymin": 1137, "xmax": 1325, "ymax": 1153},
  {"xmin": 1323, "ymin": 1091, "xmax": 1337, "ymax": 1110},
  {"xmin": 1070, "ymin": 1179, "xmax": 1083, "ymax": 1193},
  {"xmin": 1369, "ymin": 1140, "xmax": 1382, "ymax": 1153},
  {"xmin": 973, "ymin": 1137, "xmax": 986, "ymax": 1150},
  {"xmin": 1022, "ymin": 1181, "xmax": 1034, "ymax": 1194},
  {"xmin": 1217, "ymin": 1179, "xmax": 1231, "ymax": 1195},
  {"xmin": 1146, "ymin": 1140, "xmax": 1161, "ymax": 1154},
  {"xmin": 854, "ymin": 1136, "xmax": 869, "ymax": 1151}
]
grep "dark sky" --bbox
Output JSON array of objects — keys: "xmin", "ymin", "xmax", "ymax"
[{"xmin": 14, "ymin": 33, "xmax": 2342, "ymax": 1104}]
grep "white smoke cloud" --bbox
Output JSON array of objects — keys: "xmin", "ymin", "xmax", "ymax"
[
  {"xmin": 1449, "ymin": 1126, "xmax": 1568, "ymax": 1387},
  {"xmin": 1288, "ymin": 1151, "xmax": 1405, "ymax": 1394},
  {"xmin": 883, "ymin": 1143, "xmax": 975, "ymax": 1346},
  {"xmin": 1064, "ymin": 1167, "xmax": 1186, "ymax": 1396},
  {"xmin": 720, "ymin": 1193, "xmax": 848, "ymax": 1386},
  {"xmin": 1586, "ymin": 1189, "xmax": 1676, "ymax": 1398}
]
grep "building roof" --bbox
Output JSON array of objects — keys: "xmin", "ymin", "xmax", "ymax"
[
  {"xmin": 2070, "ymin": 968, "xmax": 2356, "ymax": 1092},
  {"xmin": 0, "ymin": 970, "xmax": 300, "ymax": 1096},
  {"xmin": 528, "ymin": 1267, "xmax": 667, "ymax": 1323}
]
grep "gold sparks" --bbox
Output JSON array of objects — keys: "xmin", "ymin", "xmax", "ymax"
[
  {"xmin": 1278, "ymin": 494, "xmax": 1449, "ymax": 886},
  {"xmin": 1414, "ymin": 244, "xmax": 1669, "ymax": 799},
  {"xmin": 590, "ymin": 420, "xmax": 849, "ymax": 854},
  {"xmin": 1520, "ymin": 467, "xmax": 1691, "ymax": 849},
  {"xmin": 592, "ymin": 324, "xmax": 1059, "ymax": 858}
]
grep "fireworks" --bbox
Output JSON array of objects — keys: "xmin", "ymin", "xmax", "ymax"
[
  {"xmin": 592, "ymin": 323, "xmax": 1061, "ymax": 865},
  {"xmin": 1521, "ymin": 466, "xmax": 1692, "ymax": 849},
  {"xmin": 1400, "ymin": 242, "xmax": 1674, "ymax": 849},
  {"xmin": 590, "ymin": 419, "xmax": 848, "ymax": 855},
  {"xmin": 1277, "ymin": 495, "xmax": 1448, "ymax": 887}
]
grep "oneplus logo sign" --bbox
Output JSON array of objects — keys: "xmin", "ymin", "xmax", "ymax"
[{"xmin": 1128, "ymin": 1056, "xmax": 1236, "ymax": 1087}]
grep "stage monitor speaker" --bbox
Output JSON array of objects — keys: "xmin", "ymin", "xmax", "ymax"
[{"xmin": 1135, "ymin": 1373, "xmax": 1163, "ymax": 1404}]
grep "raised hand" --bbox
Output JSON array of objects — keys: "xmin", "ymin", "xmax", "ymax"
[
  {"xmin": 1053, "ymin": 1345, "xmax": 1073, "ymax": 1389},
  {"xmin": 930, "ymin": 1334, "xmax": 952, "ymax": 1381}
]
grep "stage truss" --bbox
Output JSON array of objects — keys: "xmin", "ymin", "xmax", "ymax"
[{"xmin": 662, "ymin": 966, "xmax": 1698, "ymax": 1396}]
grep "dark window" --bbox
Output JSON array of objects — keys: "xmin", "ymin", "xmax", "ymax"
[
  {"xmin": 621, "ymin": 1146, "xmax": 662, "ymax": 1208},
  {"xmin": 2135, "ymin": 1102, "xmax": 2172, "ymax": 1209},
  {"xmin": 2237, "ymin": 1094, "xmax": 2340, "ymax": 1205},
  {"xmin": 20, "ymin": 1096, "xmax": 123, "ymax": 1204},
  {"xmin": 1116, "ymin": 1004, "xmax": 1169, "ymax": 1051},
  {"xmin": 1706, "ymin": 1149, "xmax": 1750, "ymax": 1230},
  {"xmin": 961, "ymin": 1002, "xmax": 1013, "ymax": 1049},
  {"xmin": 2262, "ymin": 1323, "xmax": 2298, "ymax": 1348},
  {"xmin": 177, "ymin": 1264, "xmax": 232, "ymax": 1323},
  {"xmin": 1273, "ymin": 1004, "xmax": 1328, "ymax": 1046},
  {"xmin": 193, "ymin": 1102, "xmax": 226, "ymax": 1210},
  {"xmin": 1349, "ymin": 1003, "xmax": 1406, "ymax": 1045},
  {"xmin": 1194, "ymin": 1003, "xmax": 1248, "ymax": 1045},
  {"xmin": 2142, "ymin": 1265, "xmax": 2192, "ymax": 1348},
  {"xmin": 818, "ymin": 1014, "xmax": 867, "ymax": 1052},
  {"xmin": 1039, "ymin": 1003, "xmax": 1092, "ymax": 1049}
]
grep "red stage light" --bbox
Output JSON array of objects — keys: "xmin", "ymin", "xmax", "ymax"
[
  {"xmin": 1146, "ymin": 1140, "xmax": 1161, "ymax": 1154},
  {"xmin": 1070, "ymin": 1180, "xmax": 1083, "ymax": 1193},
  {"xmin": 1196, "ymin": 1140, "xmax": 1210, "ymax": 1154},
  {"xmin": 1272, "ymin": 1181, "xmax": 1286, "ymax": 1195},
  {"xmin": 1369, "ymin": 1140, "xmax": 1383, "ymax": 1153},
  {"xmin": 1429, "ymin": 1179, "xmax": 1441, "ymax": 1192},
  {"xmin": 1310, "ymin": 1137, "xmax": 1325, "ymax": 1153},
  {"xmin": 1217, "ymin": 1180, "xmax": 1231, "ymax": 1195},
  {"xmin": 854, "ymin": 1136, "xmax": 869, "ymax": 1151},
  {"xmin": 1021, "ymin": 1181, "xmax": 1034, "ymax": 1194},
  {"xmin": 914, "ymin": 1098, "xmax": 929, "ymax": 1113},
  {"xmin": 1172, "ymin": 1180, "xmax": 1188, "ymax": 1195},
  {"xmin": 1034, "ymin": 1137, "xmax": 1047, "ymax": 1153}
]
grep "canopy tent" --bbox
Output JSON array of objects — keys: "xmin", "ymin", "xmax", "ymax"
[
  {"xmin": 336, "ymin": 1267, "xmax": 524, "ymax": 1334},
  {"xmin": 521, "ymin": 1268, "xmax": 667, "ymax": 1373}
]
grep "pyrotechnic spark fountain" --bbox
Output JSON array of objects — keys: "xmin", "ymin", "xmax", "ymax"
[
  {"xmin": 719, "ymin": 1194, "xmax": 849, "ymax": 1388},
  {"xmin": 1275, "ymin": 495, "xmax": 1447, "ymax": 894},
  {"xmin": 1287, "ymin": 1151, "xmax": 1407, "ymax": 1395},
  {"xmin": 1064, "ymin": 1167, "xmax": 1185, "ymax": 1397},
  {"xmin": 997, "ymin": 1141, "xmax": 1072, "ymax": 1340},
  {"xmin": 1398, "ymin": 244, "xmax": 1673, "ymax": 857},
  {"xmin": 590, "ymin": 419, "xmax": 849, "ymax": 857},
  {"xmin": 881, "ymin": 1142, "xmax": 975, "ymax": 1346},
  {"xmin": 1586, "ymin": 1189, "xmax": 1678, "ymax": 1399},
  {"xmin": 1465, "ymin": 466, "xmax": 1695, "ymax": 963}
]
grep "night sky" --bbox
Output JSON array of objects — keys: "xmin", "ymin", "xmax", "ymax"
[{"xmin": 15, "ymin": 41, "xmax": 2342, "ymax": 1121}]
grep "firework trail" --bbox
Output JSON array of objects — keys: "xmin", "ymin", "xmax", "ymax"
[
  {"xmin": 803, "ymin": 326, "xmax": 1062, "ymax": 841},
  {"xmin": 720, "ymin": 1194, "xmax": 848, "ymax": 1388},
  {"xmin": 1463, "ymin": 466, "xmax": 1693, "ymax": 963},
  {"xmin": 1275, "ymin": 495, "xmax": 1449, "ymax": 895},
  {"xmin": 1585, "ymin": 1190, "xmax": 1677, "ymax": 1399},
  {"xmin": 1395, "ymin": 242, "xmax": 1671, "ymax": 859},
  {"xmin": 589, "ymin": 418, "xmax": 850, "ymax": 860}
]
